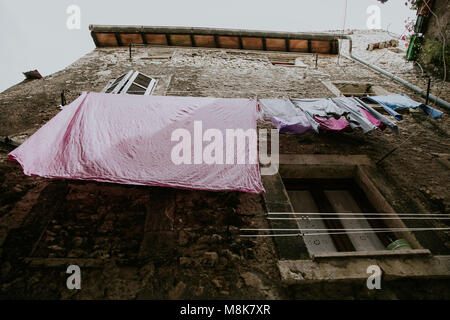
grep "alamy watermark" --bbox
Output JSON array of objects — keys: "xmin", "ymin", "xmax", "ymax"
[
  {"xmin": 366, "ymin": 265, "xmax": 382, "ymax": 289},
  {"xmin": 66, "ymin": 5, "xmax": 81, "ymax": 30},
  {"xmin": 170, "ymin": 121, "xmax": 279, "ymax": 175},
  {"xmin": 366, "ymin": 5, "xmax": 381, "ymax": 30},
  {"xmin": 66, "ymin": 265, "xmax": 81, "ymax": 290}
]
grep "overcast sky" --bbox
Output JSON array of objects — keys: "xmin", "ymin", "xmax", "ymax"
[{"xmin": 0, "ymin": 0, "xmax": 415, "ymax": 93}]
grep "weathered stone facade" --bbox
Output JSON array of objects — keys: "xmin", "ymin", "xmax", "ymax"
[
  {"xmin": 418, "ymin": 0, "xmax": 450, "ymax": 79},
  {"xmin": 0, "ymin": 30, "xmax": 449, "ymax": 299}
]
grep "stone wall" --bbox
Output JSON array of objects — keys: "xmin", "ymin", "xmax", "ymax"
[
  {"xmin": 0, "ymin": 30, "xmax": 449, "ymax": 299},
  {"xmin": 419, "ymin": 0, "xmax": 450, "ymax": 79}
]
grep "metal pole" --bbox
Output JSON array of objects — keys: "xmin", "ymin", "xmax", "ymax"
[
  {"xmin": 61, "ymin": 90, "xmax": 66, "ymax": 106},
  {"xmin": 425, "ymin": 77, "xmax": 431, "ymax": 105}
]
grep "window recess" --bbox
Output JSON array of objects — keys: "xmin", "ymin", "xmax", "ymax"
[
  {"xmin": 258, "ymin": 155, "xmax": 434, "ymax": 263},
  {"xmin": 283, "ymin": 179, "xmax": 395, "ymax": 255},
  {"xmin": 102, "ymin": 70, "xmax": 157, "ymax": 95}
]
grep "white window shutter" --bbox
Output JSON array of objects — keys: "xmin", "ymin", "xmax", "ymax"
[
  {"xmin": 101, "ymin": 79, "xmax": 115, "ymax": 93},
  {"xmin": 103, "ymin": 70, "xmax": 156, "ymax": 96},
  {"xmin": 121, "ymin": 72, "xmax": 157, "ymax": 96},
  {"xmin": 101, "ymin": 70, "xmax": 134, "ymax": 93},
  {"xmin": 111, "ymin": 70, "xmax": 134, "ymax": 94}
]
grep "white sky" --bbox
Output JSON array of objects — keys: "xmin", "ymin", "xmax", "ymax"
[{"xmin": 0, "ymin": 0, "xmax": 415, "ymax": 93}]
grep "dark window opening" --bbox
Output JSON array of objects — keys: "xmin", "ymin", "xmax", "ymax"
[
  {"xmin": 332, "ymin": 83, "xmax": 378, "ymax": 98},
  {"xmin": 284, "ymin": 179, "xmax": 395, "ymax": 253}
]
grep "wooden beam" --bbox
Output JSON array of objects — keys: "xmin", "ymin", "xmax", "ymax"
[
  {"xmin": 213, "ymin": 35, "xmax": 220, "ymax": 48},
  {"xmin": 89, "ymin": 26, "xmax": 349, "ymax": 54},
  {"xmin": 114, "ymin": 33, "xmax": 122, "ymax": 46},
  {"xmin": 141, "ymin": 32, "xmax": 147, "ymax": 45},
  {"xmin": 91, "ymin": 31, "xmax": 100, "ymax": 47},
  {"xmin": 331, "ymin": 39, "xmax": 339, "ymax": 54},
  {"xmin": 89, "ymin": 25, "xmax": 351, "ymax": 42}
]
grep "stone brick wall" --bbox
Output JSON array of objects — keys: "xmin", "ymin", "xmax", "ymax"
[
  {"xmin": 419, "ymin": 0, "xmax": 450, "ymax": 79},
  {"xmin": 0, "ymin": 30, "xmax": 449, "ymax": 299}
]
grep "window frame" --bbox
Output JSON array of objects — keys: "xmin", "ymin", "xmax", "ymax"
[
  {"xmin": 261, "ymin": 154, "xmax": 426, "ymax": 260},
  {"xmin": 120, "ymin": 71, "xmax": 157, "ymax": 96},
  {"xmin": 101, "ymin": 70, "xmax": 157, "ymax": 96}
]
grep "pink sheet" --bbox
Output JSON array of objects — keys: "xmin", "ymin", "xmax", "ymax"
[
  {"xmin": 9, "ymin": 92, "xmax": 265, "ymax": 194},
  {"xmin": 359, "ymin": 107, "xmax": 386, "ymax": 130}
]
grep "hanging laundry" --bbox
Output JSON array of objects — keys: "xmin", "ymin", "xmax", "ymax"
[
  {"xmin": 355, "ymin": 97, "xmax": 398, "ymax": 134},
  {"xmin": 367, "ymin": 94, "xmax": 443, "ymax": 120},
  {"xmin": 291, "ymin": 98, "xmax": 346, "ymax": 133},
  {"xmin": 368, "ymin": 100, "xmax": 403, "ymax": 121},
  {"xmin": 312, "ymin": 116, "xmax": 351, "ymax": 132},
  {"xmin": 9, "ymin": 92, "xmax": 265, "ymax": 194},
  {"xmin": 332, "ymin": 97, "xmax": 378, "ymax": 133},
  {"xmin": 358, "ymin": 107, "xmax": 386, "ymax": 130},
  {"xmin": 292, "ymin": 98, "xmax": 379, "ymax": 134},
  {"xmin": 259, "ymin": 99, "xmax": 313, "ymax": 134}
]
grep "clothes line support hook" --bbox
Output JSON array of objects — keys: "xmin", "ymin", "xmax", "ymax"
[{"xmin": 129, "ymin": 44, "xmax": 132, "ymax": 61}]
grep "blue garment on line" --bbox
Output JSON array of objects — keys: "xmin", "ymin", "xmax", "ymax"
[
  {"xmin": 355, "ymin": 97, "xmax": 399, "ymax": 134},
  {"xmin": 367, "ymin": 94, "xmax": 443, "ymax": 120}
]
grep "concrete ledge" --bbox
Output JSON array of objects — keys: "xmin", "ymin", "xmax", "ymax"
[
  {"xmin": 261, "ymin": 174, "xmax": 309, "ymax": 260},
  {"xmin": 311, "ymin": 249, "xmax": 431, "ymax": 260},
  {"xmin": 278, "ymin": 254, "xmax": 450, "ymax": 284},
  {"xmin": 279, "ymin": 154, "xmax": 372, "ymax": 166},
  {"xmin": 279, "ymin": 154, "xmax": 372, "ymax": 180}
]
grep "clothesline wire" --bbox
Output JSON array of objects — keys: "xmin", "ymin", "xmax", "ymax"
[
  {"xmin": 376, "ymin": 129, "xmax": 421, "ymax": 165},
  {"xmin": 157, "ymin": 94, "xmax": 429, "ymax": 140},
  {"xmin": 240, "ymin": 227, "xmax": 450, "ymax": 238},
  {"xmin": 268, "ymin": 217, "xmax": 450, "ymax": 221},
  {"xmin": 267, "ymin": 212, "xmax": 450, "ymax": 216},
  {"xmin": 240, "ymin": 227, "xmax": 450, "ymax": 232}
]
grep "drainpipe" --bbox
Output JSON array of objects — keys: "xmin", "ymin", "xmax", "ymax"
[{"xmin": 338, "ymin": 34, "xmax": 450, "ymax": 111}]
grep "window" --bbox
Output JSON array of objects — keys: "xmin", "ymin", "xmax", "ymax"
[
  {"xmin": 284, "ymin": 178, "xmax": 393, "ymax": 254},
  {"xmin": 326, "ymin": 81, "xmax": 391, "ymax": 98},
  {"xmin": 322, "ymin": 81, "xmax": 392, "ymax": 112},
  {"xmin": 261, "ymin": 154, "xmax": 424, "ymax": 260},
  {"xmin": 102, "ymin": 70, "xmax": 157, "ymax": 95}
]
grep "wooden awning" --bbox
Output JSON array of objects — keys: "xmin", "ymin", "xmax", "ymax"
[{"xmin": 89, "ymin": 25, "xmax": 343, "ymax": 54}]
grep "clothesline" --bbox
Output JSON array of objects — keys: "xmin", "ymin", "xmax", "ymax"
[
  {"xmin": 241, "ymin": 227, "xmax": 450, "ymax": 232},
  {"xmin": 268, "ymin": 217, "xmax": 450, "ymax": 221},
  {"xmin": 240, "ymin": 227, "xmax": 450, "ymax": 238},
  {"xmin": 265, "ymin": 212, "xmax": 450, "ymax": 221},
  {"xmin": 267, "ymin": 212, "xmax": 450, "ymax": 216},
  {"xmin": 259, "ymin": 94, "xmax": 443, "ymax": 136}
]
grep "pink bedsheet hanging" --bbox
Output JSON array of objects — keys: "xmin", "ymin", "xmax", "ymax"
[{"xmin": 9, "ymin": 92, "xmax": 265, "ymax": 194}]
